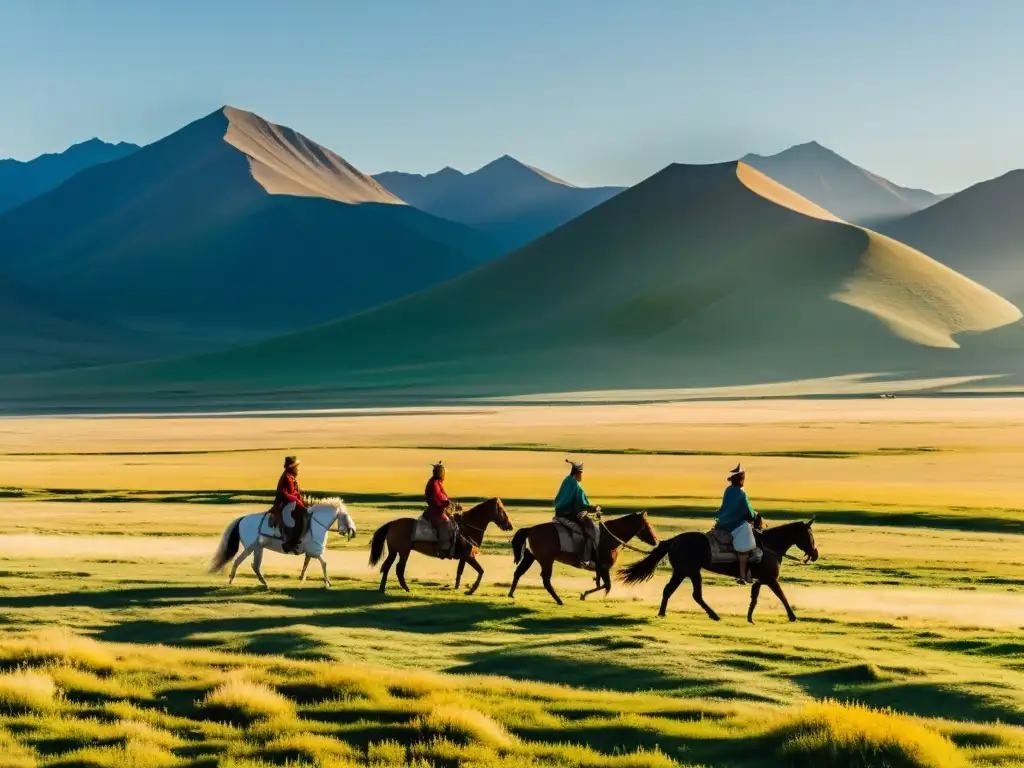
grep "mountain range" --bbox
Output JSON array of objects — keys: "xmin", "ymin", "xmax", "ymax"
[
  {"xmin": 375, "ymin": 157, "xmax": 624, "ymax": 250},
  {"xmin": 742, "ymin": 141, "xmax": 947, "ymax": 226},
  {"xmin": 3, "ymin": 160, "xmax": 1019, "ymax": 411},
  {"xmin": 0, "ymin": 138, "xmax": 139, "ymax": 215},
  {"xmin": 0, "ymin": 107, "xmax": 497, "ymax": 346},
  {"xmin": 1, "ymin": 105, "xmax": 1022, "ymax": 410}
]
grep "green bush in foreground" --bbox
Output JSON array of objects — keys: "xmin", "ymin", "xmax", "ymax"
[{"xmin": 771, "ymin": 700, "xmax": 967, "ymax": 768}]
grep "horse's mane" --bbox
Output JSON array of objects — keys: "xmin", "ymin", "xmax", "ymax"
[{"xmin": 306, "ymin": 496, "xmax": 347, "ymax": 510}]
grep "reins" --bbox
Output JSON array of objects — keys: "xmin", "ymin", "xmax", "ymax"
[{"xmin": 599, "ymin": 519, "xmax": 656, "ymax": 555}]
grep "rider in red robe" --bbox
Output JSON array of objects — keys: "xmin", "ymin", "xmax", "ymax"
[
  {"xmin": 274, "ymin": 456, "xmax": 307, "ymax": 553},
  {"xmin": 424, "ymin": 461, "xmax": 457, "ymax": 558}
]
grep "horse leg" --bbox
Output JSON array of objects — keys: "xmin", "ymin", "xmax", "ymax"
[
  {"xmin": 464, "ymin": 556, "xmax": 484, "ymax": 595},
  {"xmin": 690, "ymin": 571, "xmax": 720, "ymax": 621},
  {"xmin": 299, "ymin": 554, "xmax": 311, "ymax": 582},
  {"xmin": 454, "ymin": 559, "xmax": 466, "ymax": 590},
  {"xmin": 580, "ymin": 567, "xmax": 610, "ymax": 601},
  {"xmin": 396, "ymin": 550, "xmax": 411, "ymax": 593},
  {"xmin": 317, "ymin": 554, "xmax": 331, "ymax": 588},
  {"xmin": 378, "ymin": 551, "xmax": 397, "ymax": 593},
  {"xmin": 508, "ymin": 550, "xmax": 535, "ymax": 598},
  {"xmin": 767, "ymin": 579, "xmax": 797, "ymax": 621},
  {"xmin": 228, "ymin": 543, "xmax": 255, "ymax": 585},
  {"xmin": 747, "ymin": 582, "xmax": 762, "ymax": 624},
  {"xmin": 251, "ymin": 547, "xmax": 269, "ymax": 588},
  {"xmin": 540, "ymin": 561, "xmax": 562, "ymax": 606},
  {"xmin": 659, "ymin": 571, "xmax": 685, "ymax": 617}
]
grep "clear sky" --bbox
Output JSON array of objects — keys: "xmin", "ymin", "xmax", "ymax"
[{"xmin": 0, "ymin": 0, "xmax": 1020, "ymax": 192}]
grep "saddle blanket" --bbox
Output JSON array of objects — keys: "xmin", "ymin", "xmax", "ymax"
[
  {"xmin": 706, "ymin": 527, "xmax": 762, "ymax": 564},
  {"xmin": 551, "ymin": 516, "xmax": 600, "ymax": 561},
  {"xmin": 413, "ymin": 516, "xmax": 439, "ymax": 543}
]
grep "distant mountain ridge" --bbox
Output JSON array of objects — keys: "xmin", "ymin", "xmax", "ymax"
[
  {"xmin": 743, "ymin": 141, "xmax": 947, "ymax": 225},
  {"xmin": 10, "ymin": 160, "xmax": 1018, "ymax": 411},
  {"xmin": 0, "ymin": 106, "xmax": 498, "ymax": 354},
  {"xmin": 882, "ymin": 169, "xmax": 1024, "ymax": 300},
  {"xmin": 0, "ymin": 137, "xmax": 139, "ymax": 214},
  {"xmin": 375, "ymin": 155, "xmax": 624, "ymax": 250}
]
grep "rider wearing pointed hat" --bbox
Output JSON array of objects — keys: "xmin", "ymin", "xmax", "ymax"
[
  {"xmin": 554, "ymin": 459, "xmax": 601, "ymax": 569},
  {"xmin": 274, "ymin": 456, "xmax": 307, "ymax": 553},
  {"xmin": 424, "ymin": 460, "xmax": 459, "ymax": 559},
  {"xmin": 714, "ymin": 463, "xmax": 758, "ymax": 584}
]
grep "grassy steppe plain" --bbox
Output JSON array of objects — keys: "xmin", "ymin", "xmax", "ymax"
[{"xmin": 0, "ymin": 399, "xmax": 1022, "ymax": 767}]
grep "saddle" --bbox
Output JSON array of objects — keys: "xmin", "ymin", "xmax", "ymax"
[
  {"xmin": 412, "ymin": 511, "xmax": 461, "ymax": 549},
  {"xmin": 551, "ymin": 516, "xmax": 600, "ymax": 564},
  {"xmin": 706, "ymin": 527, "xmax": 762, "ymax": 564}
]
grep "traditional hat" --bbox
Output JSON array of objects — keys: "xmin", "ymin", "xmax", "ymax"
[
  {"xmin": 284, "ymin": 456, "xmax": 300, "ymax": 468},
  {"xmin": 432, "ymin": 460, "xmax": 445, "ymax": 474},
  {"xmin": 566, "ymin": 458, "xmax": 584, "ymax": 473},
  {"xmin": 728, "ymin": 463, "xmax": 745, "ymax": 480}
]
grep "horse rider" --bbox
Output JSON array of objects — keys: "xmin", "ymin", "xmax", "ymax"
[
  {"xmin": 424, "ymin": 461, "xmax": 459, "ymax": 558},
  {"xmin": 554, "ymin": 459, "xmax": 600, "ymax": 569},
  {"xmin": 715, "ymin": 464, "xmax": 758, "ymax": 584},
  {"xmin": 273, "ymin": 456, "xmax": 307, "ymax": 553}
]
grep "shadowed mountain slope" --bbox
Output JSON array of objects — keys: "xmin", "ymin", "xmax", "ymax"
[
  {"xmin": 376, "ymin": 156, "xmax": 624, "ymax": 250},
  {"xmin": 2, "ymin": 161, "xmax": 1018, "ymax": 411},
  {"xmin": 0, "ymin": 107, "xmax": 497, "ymax": 345},
  {"xmin": 0, "ymin": 138, "xmax": 140, "ymax": 215},
  {"xmin": 882, "ymin": 170, "xmax": 1024, "ymax": 302},
  {"xmin": 743, "ymin": 142, "xmax": 946, "ymax": 226}
]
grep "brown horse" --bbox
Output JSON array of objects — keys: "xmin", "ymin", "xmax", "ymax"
[
  {"xmin": 369, "ymin": 498, "xmax": 513, "ymax": 594},
  {"xmin": 618, "ymin": 518, "xmax": 818, "ymax": 622},
  {"xmin": 508, "ymin": 511, "xmax": 659, "ymax": 605}
]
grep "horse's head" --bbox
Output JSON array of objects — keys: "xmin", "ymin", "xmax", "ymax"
[
  {"xmin": 491, "ymin": 498, "xmax": 514, "ymax": 532},
  {"xmin": 312, "ymin": 497, "xmax": 356, "ymax": 540},
  {"xmin": 635, "ymin": 510, "xmax": 659, "ymax": 547},
  {"xmin": 797, "ymin": 517, "xmax": 818, "ymax": 562}
]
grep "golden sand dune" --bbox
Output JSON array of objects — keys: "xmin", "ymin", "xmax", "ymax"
[
  {"xmin": 222, "ymin": 106, "xmax": 401, "ymax": 205},
  {"xmin": 737, "ymin": 162, "xmax": 1022, "ymax": 348}
]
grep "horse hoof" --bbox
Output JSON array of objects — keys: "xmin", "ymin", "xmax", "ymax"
[
  {"xmin": 710, "ymin": 615, "xmax": 721, "ymax": 622},
  {"xmin": 579, "ymin": 593, "xmax": 586, "ymax": 601},
  {"xmin": 788, "ymin": 615, "xmax": 797, "ymax": 622},
  {"xmin": 657, "ymin": 611, "xmax": 666, "ymax": 618}
]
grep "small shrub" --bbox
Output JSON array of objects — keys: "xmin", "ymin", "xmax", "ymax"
[
  {"xmin": 199, "ymin": 679, "xmax": 294, "ymax": 725},
  {"xmin": 771, "ymin": 700, "xmax": 967, "ymax": 768},
  {"xmin": 0, "ymin": 669, "xmax": 58, "ymax": 714},
  {"xmin": 367, "ymin": 739, "xmax": 408, "ymax": 765},
  {"xmin": 414, "ymin": 704, "xmax": 514, "ymax": 748}
]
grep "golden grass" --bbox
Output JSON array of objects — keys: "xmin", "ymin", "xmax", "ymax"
[
  {"xmin": 771, "ymin": 700, "xmax": 967, "ymax": 768},
  {"xmin": 199, "ymin": 678, "xmax": 294, "ymax": 723},
  {"xmin": 415, "ymin": 703, "xmax": 515, "ymax": 747},
  {"xmin": 0, "ymin": 628, "xmax": 116, "ymax": 673},
  {"xmin": 0, "ymin": 670, "xmax": 58, "ymax": 715}
]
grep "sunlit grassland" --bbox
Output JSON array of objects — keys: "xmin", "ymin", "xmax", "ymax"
[{"xmin": 0, "ymin": 400, "xmax": 1022, "ymax": 765}]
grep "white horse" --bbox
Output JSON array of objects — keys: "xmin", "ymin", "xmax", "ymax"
[{"xmin": 209, "ymin": 497, "xmax": 356, "ymax": 588}]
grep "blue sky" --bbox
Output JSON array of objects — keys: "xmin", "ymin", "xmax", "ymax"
[{"xmin": 0, "ymin": 0, "xmax": 1019, "ymax": 191}]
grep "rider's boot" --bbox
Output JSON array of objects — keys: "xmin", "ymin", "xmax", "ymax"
[
  {"xmin": 579, "ymin": 537, "xmax": 597, "ymax": 570},
  {"xmin": 736, "ymin": 551, "xmax": 751, "ymax": 584}
]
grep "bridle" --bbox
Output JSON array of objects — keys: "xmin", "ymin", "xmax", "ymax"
[{"xmin": 598, "ymin": 515, "xmax": 657, "ymax": 555}]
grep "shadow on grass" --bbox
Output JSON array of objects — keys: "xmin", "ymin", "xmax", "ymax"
[
  {"xmin": 450, "ymin": 648, "xmax": 705, "ymax": 693},
  {"xmin": 792, "ymin": 664, "xmax": 1024, "ymax": 725}
]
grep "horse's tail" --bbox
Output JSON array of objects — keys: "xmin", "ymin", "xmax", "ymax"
[
  {"xmin": 617, "ymin": 536, "xmax": 674, "ymax": 585},
  {"xmin": 368, "ymin": 522, "xmax": 390, "ymax": 567},
  {"xmin": 511, "ymin": 528, "xmax": 530, "ymax": 564},
  {"xmin": 209, "ymin": 517, "xmax": 242, "ymax": 574}
]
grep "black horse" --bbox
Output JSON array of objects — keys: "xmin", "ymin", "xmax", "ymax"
[{"xmin": 618, "ymin": 518, "xmax": 818, "ymax": 622}]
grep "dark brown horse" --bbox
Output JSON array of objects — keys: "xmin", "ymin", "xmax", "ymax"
[
  {"xmin": 618, "ymin": 518, "xmax": 818, "ymax": 622},
  {"xmin": 369, "ymin": 498, "xmax": 513, "ymax": 594},
  {"xmin": 508, "ymin": 511, "xmax": 659, "ymax": 605}
]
